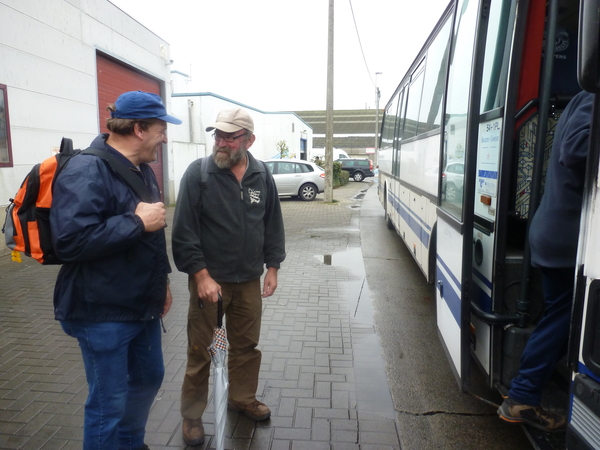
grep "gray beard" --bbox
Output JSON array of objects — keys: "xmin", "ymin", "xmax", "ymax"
[{"xmin": 213, "ymin": 144, "xmax": 246, "ymax": 169}]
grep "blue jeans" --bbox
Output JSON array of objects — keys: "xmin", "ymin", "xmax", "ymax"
[
  {"xmin": 61, "ymin": 320, "xmax": 164, "ymax": 450},
  {"xmin": 509, "ymin": 267, "xmax": 574, "ymax": 406}
]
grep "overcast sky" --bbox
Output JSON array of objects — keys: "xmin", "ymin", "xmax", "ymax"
[{"xmin": 109, "ymin": 0, "xmax": 449, "ymax": 112}]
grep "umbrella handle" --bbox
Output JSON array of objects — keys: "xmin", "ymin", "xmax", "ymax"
[{"xmin": 217, "ymin": 293, "xmax": 223, "ymax": 328}]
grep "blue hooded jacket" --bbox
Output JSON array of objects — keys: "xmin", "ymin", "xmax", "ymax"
[
  {"xmin": 529, "ymin": 91, "xmax": 595, "ymax": 268},
  {"xmin": 51, "ymin": 134, "xmax": 171, "ymax": 321}
]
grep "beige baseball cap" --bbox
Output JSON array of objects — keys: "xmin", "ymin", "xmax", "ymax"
[{"xmin": 205, "ymin": 108, "xmax": 254, "ymax": 133}]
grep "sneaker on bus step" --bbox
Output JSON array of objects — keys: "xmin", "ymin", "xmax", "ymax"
[{"xmin": 498, "ymin": 397, "xmax": 566, "ymax": 432}]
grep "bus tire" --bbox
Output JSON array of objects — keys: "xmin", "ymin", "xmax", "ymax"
[
  {"xmin": 386, "ymin": 213, "xmax": 394, "ymax": 230},
  {"xmin": 383, "ymin": 185, "xmax": 394, "ymax": 230},
  {"xmin": 427, "ymin": 223, "xmax": 437, "ymax": 284}
]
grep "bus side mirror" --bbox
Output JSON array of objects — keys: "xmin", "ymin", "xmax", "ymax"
[{"xmin": 578, "ymin": 0, "xmax": 600, "ymax": 92}]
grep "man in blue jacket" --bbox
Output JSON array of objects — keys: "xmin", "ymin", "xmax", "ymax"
[
  {"xmin": 498, "ymin": 91, "xmax": 595, "ymax": 431},
  {"xmin": 50, "ymin": 91, "xmax": 181, "ymax": 450},
  {"xmin": 173, "ymin": 108, "xmax": 286, "ymax": 446}
]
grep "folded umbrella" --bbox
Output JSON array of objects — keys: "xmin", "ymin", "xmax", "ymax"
[{"xmin": 207, "ymin": 294, "xmax": 230, "ymax": 450}]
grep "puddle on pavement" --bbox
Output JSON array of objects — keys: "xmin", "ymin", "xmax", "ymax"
[
  {"xmin": 315, "ymin": 248, "xmax": 371, "ymax": 324},
  {"xmin": 351, "ymin": 189, "xmax": 369, "ymax": 201},
  {"xmin": 315, "ymin": 247, "xmax": 395, "ymax": 419}
]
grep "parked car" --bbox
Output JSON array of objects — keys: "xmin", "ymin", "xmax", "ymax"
[
  {"xmin": 338, "ymin": 158, "xmax": 375, "ymax": 182},
  {"xmin": 442, "ymin": 162, "xmax": 464, "ymax": 202},
  {"xmin": 264, "ymin": 159, "xmax": 325, "ymax": 201}
]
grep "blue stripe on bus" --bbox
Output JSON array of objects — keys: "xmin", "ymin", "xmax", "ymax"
[
  {"xmin": 436, "ymin": 254, "xmax": 461, "ymax": 290},
  {"xmin": 472, "ymin": 266, "xmax": 493, "ymax": 290},
  {"xmin": 387, "ymin": 191, "xmax": 431, "ymax": 248},
  {"xmin": 471, "ymin": 274, "xmax": 492, "ymax": 312},
  {"xmin": 388, "ymin": 191, "xmax": 433, "ymax": 231},
  {"xmin": 436, "ymin": 263, "xmax": 461, "ymax": 325},
  {"xmin": 437, "ymin": 256, "xmax": 494, "ymax": 321}
]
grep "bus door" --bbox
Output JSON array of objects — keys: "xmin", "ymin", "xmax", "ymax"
[
  {"xmin": 468, "ymin": 0, "xmax": 519, "ymax": 387},
  {"xmin": 436, "ymin": 0, "xmax": 518, "ymax": 390},
  {"xmin": 436, "ymin": 0, "xmax": 480, "ymax": 391}
]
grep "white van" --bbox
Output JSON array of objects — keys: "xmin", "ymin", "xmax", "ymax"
[{"xmin": 310, "ymin": 148, "xmax": 350, "ymax": 161}]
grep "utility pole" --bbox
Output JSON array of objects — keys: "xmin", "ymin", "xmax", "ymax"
[
  {"xmin": 374, "ymin": 72, "xmax": 382, "ymax": 168},
  {"xmin": 324, "ymin": 0, "xmax": 334, "ymax": 203}
]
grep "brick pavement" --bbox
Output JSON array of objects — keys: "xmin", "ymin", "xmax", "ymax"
[{"xmin": 0, "ymin": 180, "xmax": 400, "ymax": 450}]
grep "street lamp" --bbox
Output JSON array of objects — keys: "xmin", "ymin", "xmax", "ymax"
[{"xmin": 374, "ymin": 72, "xmax": 382, "ymax": 167}]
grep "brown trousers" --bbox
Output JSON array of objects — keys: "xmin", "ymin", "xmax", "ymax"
[{"xmin": 180, "ymin": 277, "xmax": 263, "ymax": 419}]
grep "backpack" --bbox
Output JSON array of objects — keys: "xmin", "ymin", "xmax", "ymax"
[{"xmin": 2, "ymin": 137, "xmax": 152, "ymax": 265}]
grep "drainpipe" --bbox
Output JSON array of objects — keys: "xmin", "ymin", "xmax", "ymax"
[{"xmin": 187, "ymin": 99, "xmax": 194, "ymax": 143}]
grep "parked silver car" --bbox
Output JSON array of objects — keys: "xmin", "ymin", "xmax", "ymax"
[
  {"xmin": 442, "ymin": 162, "xmax": 464, "ymax": 202},
  {"xmin": 264, "ymin": 159, "xmax": 325, "ymax": 201}
]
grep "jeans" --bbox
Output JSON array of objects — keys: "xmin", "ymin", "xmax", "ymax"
[
  {"xmin": 61, "ymin": 319, "xmax": 164, "ymax": 450},
  {"xmin": 509, "ymin": 266, "xmax": 574, "ymax": 406}
]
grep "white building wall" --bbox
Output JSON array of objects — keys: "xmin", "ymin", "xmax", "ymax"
[
  {"xmin": 260, "ymin": 113, "xmax": 311, "ymax": 160},
  {"xmin": 169, "ymin": 75, "xmax": 313, "ymax": 201},
  {"xmin": 0, "ymin": 0, "xmax": 175, "ymax": 209}
]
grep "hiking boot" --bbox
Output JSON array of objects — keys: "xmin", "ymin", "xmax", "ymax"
[
  {"xmin": 182, "ymin": 418, "xmax": 205, "ymax": 446},
  {"xmin": 228, "ymin": 399, "xmax": 271, "ymax": 421},
  {"xmin": 498, "ymin": 397, "xmax": 566, "ymax": 432}
]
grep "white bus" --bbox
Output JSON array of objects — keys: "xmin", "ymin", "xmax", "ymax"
[{"xmin": 378, "ymin": 0, "xmax": 600, "ymax": 447}]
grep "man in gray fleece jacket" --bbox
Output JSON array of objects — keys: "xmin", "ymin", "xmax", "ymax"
[{"xmin": 172, "ymin": 108, "xmax": 285, "ymax": 446}]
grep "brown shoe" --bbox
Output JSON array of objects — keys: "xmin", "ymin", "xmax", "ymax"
[
  {"xmin": 228, "ymin": 399, "xmax": 271, "ymax": 421},
  {"xmin": 498, "ymin": 398, "xmax": 566, "ymax": 432},
  {"xmin": 182, "ymin": 418, "xmax": 205, "ymax": 446}
]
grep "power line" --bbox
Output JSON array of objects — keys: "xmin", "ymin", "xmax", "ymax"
[{"xmin": 348, "ymin": 0, "xmax": 376, "ymax": 87}]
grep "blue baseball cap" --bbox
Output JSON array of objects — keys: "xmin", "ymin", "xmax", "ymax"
[{"xmin": 111, "ymin": 91, "xmax": 182, "ymax": 124}]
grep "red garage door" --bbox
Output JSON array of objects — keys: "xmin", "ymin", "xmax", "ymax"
[{"xmin": 96, "ymin": 53, "xmax": 165, "ymax": 200}]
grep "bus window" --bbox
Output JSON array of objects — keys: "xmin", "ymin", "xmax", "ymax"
[
  {"xmin": 379, "ymin": 94, "xmax": 400, "ymax": 176},
  {"xmin": 480, "ymin": 0, "xmax": 516, "ymax": 113},
  {"xmin": 441, "ymin": 0, "xmax": 479, "ymax": 219},
  {"xmin": 403, "ymin": 65, "xmax": 425, "ymax": 139},
  {"xmin": 419, "ymin": 18, "xmax": 453, "ymax": 133},
  {"xmin": 393, "ymin": 88, "xmax": 407, "ymax": 177},
  {"xmin": 381, "ymin": 98, "xmax": 398, "ymax": 149}
]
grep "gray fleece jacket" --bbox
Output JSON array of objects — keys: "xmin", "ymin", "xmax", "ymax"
[{"xmin": 172, "ymin": 152, "xmax": 285, "ymax": 282}]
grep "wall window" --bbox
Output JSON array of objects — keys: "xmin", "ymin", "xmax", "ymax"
[{"xmin": 0, "ymin": 85, "xmax": 13, "ymax": 167}]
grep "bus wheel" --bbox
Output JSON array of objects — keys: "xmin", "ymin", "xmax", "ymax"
[
  {"xmin": 386, "ymin": 211, "xmax": 394, "ymax": 230},
  {"xmin": 384, "ymin": 187, "xmax": 394, "ymax": 229}
]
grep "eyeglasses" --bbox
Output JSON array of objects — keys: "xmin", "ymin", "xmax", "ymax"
[{"xmin": 212, "ymin": 132, "xmax": 247, "ymax": 143}]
